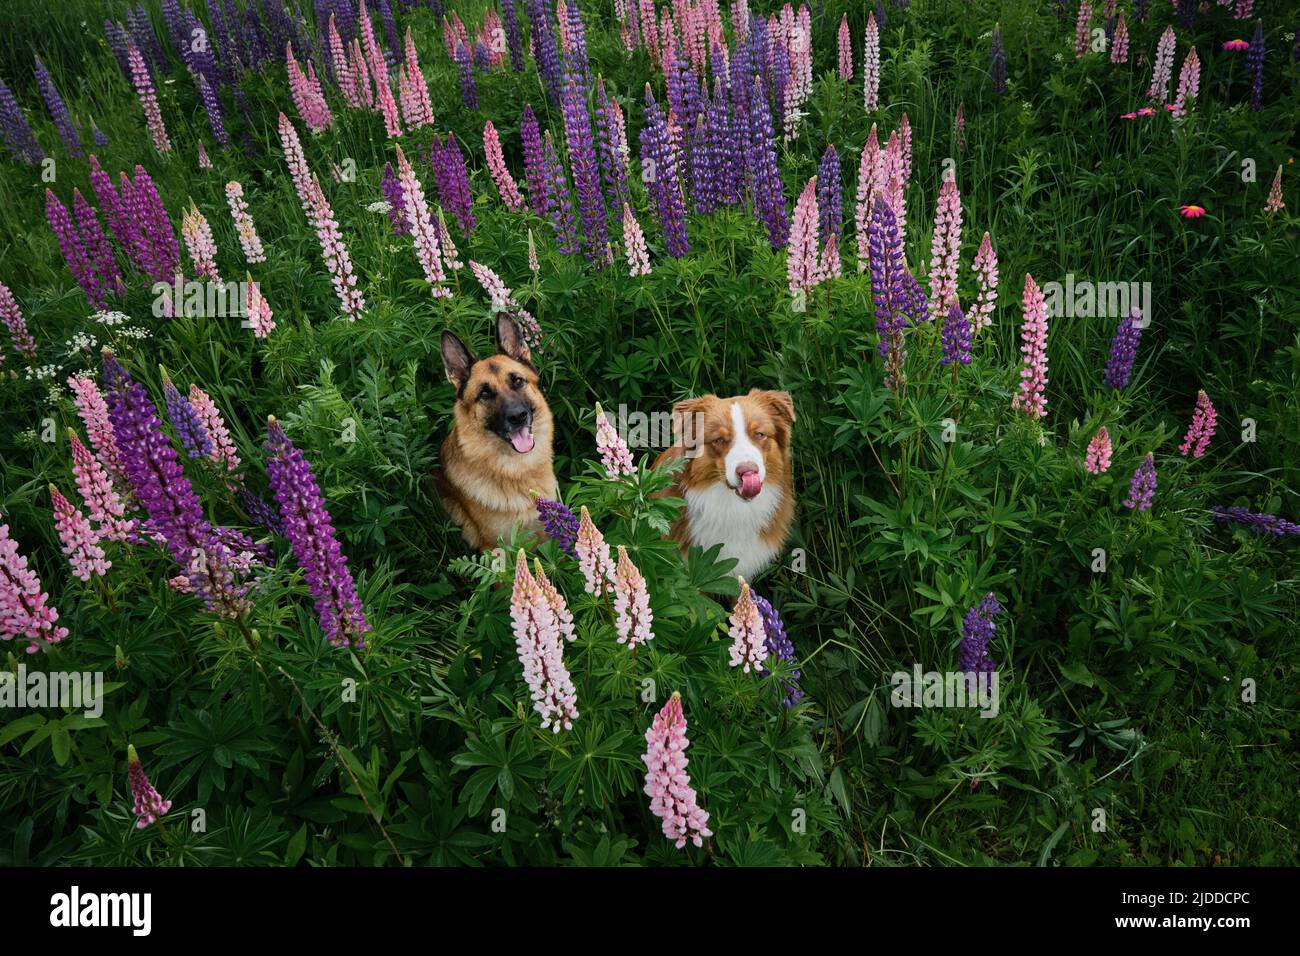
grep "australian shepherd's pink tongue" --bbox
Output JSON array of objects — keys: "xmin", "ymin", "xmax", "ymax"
[
  {"xmin": 509, "ymin": 427, "xmax": 535, "ymax": 453},
  {"xmin": 739, "ymin": 471, "xmax": 762, "ymax": 499}
]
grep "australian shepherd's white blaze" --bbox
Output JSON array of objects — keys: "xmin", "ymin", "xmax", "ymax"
[{"xmin": 654, "ymin": 390, "xmax": 796, "ymax": 580}]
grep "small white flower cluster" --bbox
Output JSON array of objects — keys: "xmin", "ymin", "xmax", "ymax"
[
  {"xmin": 116, "ymin": 326, "xmax": 152, "ymax": 342},
  {"xmin": 93, "ymin": 310, "xmax": 130, "ymax": 327},
  {"xmin": 24, "ymin": 364, "xmax": 60, "ymax": 381},
  {"xmin": 367, "ymin": 200, "xmax": 392, "ymax": 214},
  {"xmin": 65, "ymin": 331, "xmax": 98, "ymax": 355},
  {"xmin": 45, "ymin": 383, "xmax": 64, "ymax": 405}
]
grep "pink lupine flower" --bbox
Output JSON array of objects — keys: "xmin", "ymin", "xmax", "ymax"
[
  {"xmin": 1012, "ymin": 274, "xmax": 1050, "ymax": 419},
  {"xmin": 1264, "ymin": 166, "xmax": 1285, "ymax": 213},
  {"xmin": 436, "ymin": 209, "xmax": 463, "ymax": 272},
  {"xmin": 595, "ymin": 403, "xmax": 636, "ymax": 478},
  {"xmin": 1171, "ymin": 47, "xmax": 1200, "ymax": 118},
  {"xmin": 359, "ymin": 1, "xmax": 388, "ymax": 89},
  {"xmin": 244, "ymin": 274, "xmax": 275, "ymax": 339},
  {"xmin": 509, "ymin": 549, "xmax": 579, "ymax": 732},
  {"xmin": 126, "ymin": 39, "xmax": 170, "ymax": 154},
  {"xmin": 0, "ymin": 281, "xmax": 37, "ymax": 359},
  {"xmin": 394, "ymin": 144, "xmax": 451, "ymax": 298},
  {"xmin": 613, "ymin": 545, "xmax": 654, "ymax": 649},
  {"xmin": 899, "ymin": 114, "xmax": 913, "ymax": 187},
  {"xmin": 68, "ymin": 374, "xmax": 127, "ymax": 488},
  {"xmin": 188, "ymin": 384, "xmax": 241, "ymax": 472},
  {"xmin": 69, "ymin": 431, "xmax": 134, "ymax": 541},
  {"xmin": 787, "ymin": 176, "xmax": 822, "ymax": 296},
  {"xmin": 286, "ymin": 44, "xmax": 333, "ymax": 134},
  {"xmin": 622, "ymin": 203, "xmax": 651, "ymax": 276},
  {"xmin": 1179, "ymin": 389, "xmax": 1216, "ymax": 458},
  {"xmin": 0, "ymin": 517, "xmax": 69, "ymax": 654},
  {"xmin": 1085, "ymin": 426, "xmax": 1112, "ymax": 474},
  {"xmin": 225, "ymin": 181, "xmax": 265, "ymax": 264},
  {"xmin": 1111, "ymin": 11, "xmax": 1129, "ymax": 64},
  {"xmin": 533, "ymin": 559, "xmax": 575, "ymax": 644},
  {"xmin": 197, "ymin": 142, "xmax": 212, "ymax": 169},
  {"xmin": 50, "ymin": 484, "xmax": 110, "ymax": 582},
  {"xmin": 882, "ymin": 131, "xmax": 907, "ymax": 240},
  {"xmin": 483, "ymin": 121, "xmax": 526, "ymax": 213},
  {"xmin": 643, "ymin": 692, "xmax": 712, "ymax": 850},
  {"xmin": 728, "ymin": 577, "xmax": 769, "ymax": 673},
  {"xmin": 968, "ymin": 231, "xmax": 998, "ymax": 333},
  {"xmin": 377, "ymin": 77, "xmax": 403, "ymax": 139},
  {"xmin": 836, "ymin": 14, "xmax": 852, "ymax": 81},
  {"xmin": 1233, "ymin": 0, "xmax": 1252, "ymax": 19},
  {"xmin": 576, "ymin": 505, "xmax": 616, "ymax": 596},
  {"xmin": 404, "ymin": 27, "xmax": 434, "ymax": 127},
  {"xmin": 927, "ymin": 176, "xmax": 962, "ymax": 320},
  {"xmin": 182, "ymin": 202, "xmax": 221, "ymax": 283},
  {"xmin": 863, "ymin": 13, "xmax": 880, "ymax": 111},
  {"xmin": 127, "ymin": 745, "xmax": 171, "ymax": 828},
  {"xmin": 329, "ymin": 15, "xmax": 358, "ymax": 108},
  {"xmin": 349, "ymin": 39, "xmax": 373, "ymax": 108},
  {"xmin": 468, "ymin": 260, "xmax": 540, "ymax": 347},
  {"xmin": 1074, "ymin": 2, "xmax": 1092, "ymax": 59},
  {"xmin": 854, "ymin": 125, "xmax": 881, "ymax": 270},
  {"xmin": 1148, "ymin": 26, "xmax": 1176, "ymax": 104}
]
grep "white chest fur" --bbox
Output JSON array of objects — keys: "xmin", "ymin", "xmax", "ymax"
[{"xmin": 683, "ymin": 481, "xmax": 784, "ymax": 580}]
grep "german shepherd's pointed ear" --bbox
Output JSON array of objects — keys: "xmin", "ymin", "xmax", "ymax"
[
  {"xmin": 494, "ymin": 315, "xmax": 534, "ymax": 369},
  {"xmin": 440, "ymin": 331, "xmax": 475, "ymax": 396}
]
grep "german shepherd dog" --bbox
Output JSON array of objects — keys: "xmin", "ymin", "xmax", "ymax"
[{"xmin": 436, "ymin": 315, "xmax": 558, "ymax": 551}]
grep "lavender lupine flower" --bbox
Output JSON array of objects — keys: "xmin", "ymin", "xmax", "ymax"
[
  {"xmin": 129, "ymin": 4, "xmax": 166, "ymax": 76},
  {"xmin": 105, "ymin": 19, "xmax": 134, "ymax": 79},
  {"xmin": 1211, "ymin": 506, "xmax": 1300, "ymax": 537},
  {"xmin": 46, "ymin": 189, "xmax": 105, "ymax": 309},
  {"xmin": 0, "ymin": 281, "xmax": 38, "ymax": 359},
  {"xmin": 542, "ymin": 130, "xmax": 580, "ymax": 254},
  {"xmin": 1124, "ymin": 453, "xmax": 1157, "ymax": 511},
  {"xmin": 818, "ymin": 146, "xmax": 843, "ymax": 279},
  {"xmin": 958, "ymin": 593, "xmax": 1000, "ymax": 676},
  {"xmin": 0, "ymin": 78, "xmax": 43, "ymax": 164},
  {"xmin": 33, "ymin": 57, "xmax": 81, "ymax": 157},
  {"xmin": 1246, "ymin": 22, "xmax": 1265, "ymax": 111},
  {"xmin": 428, "ymin": 134, "xmax": 475, "ymax": 237},
  {"xmin": 940, "ymin": 302, "xmax": 972, "ymax": 367},
  {"xmin": 161, "ymin": 371, "xmax": 213, "ymax": 459},
  {"xmin": 595, "ymin": 78, "xmax": 630, "ymax": 213},
  {"xmin": 564, "ymin": 0, "xmax": 590, "ymax": 87},
  {"xmin": 643, "ymin": 692, "xmax": 712, "ymax": 849},
  {"xmin": 1102, "ymin": 309, "xmax": 1143, "ymax": 390},
  {"xmin": 126, "ymin": 745, "xmax": 172, "ymax": 828},
  {"xmin": 536, "ymin": 496, "xmax": 578, "ymax": 556},
  {"xmin": 91, "ymin": 120, "xmax": 109, "ymax": 148},
  {"xmin": 380, "ymin": 162, "xmax": 408, "ymax": 235},
  {"xmin": 562, "ymin": 73, "xmax": 610, "ymax": 267},
  {"xmin": 454, "ymin": 41, "xmax": 477, "ymax": 110},
  {"xmin": 639, "ymin": 87, "xmax": 690, "ymax": 258},
  {"xmin": 196, "ymin": 72, "xmax": 230, "ymax": 150},
  {"xmin": 990, "ymin": 26, "xmax": 1008, "ymax": 94},
  {"xmin": 748, "ymin": 76, "xmax": 788, "ymax": 249},
  {"xmin": 1148, "ymin": 26, "xmax": 1176, "ymax": 103},
  {"xmin": 753, "ymin": 593, "xmax": 804, "ymax": 708},
  {"xmin": 266, "ymin": 417, "xmax": 371, "ymax": 650},
  {"xmin": 521, "ymin": 104, "xmax": 552, "ymax": 219},
  {"xmin": 528, "ymin": 0, "xmax": 564, "ymax": 104},
  {"xmin": 868, "ymin": 197, "xmax": 910, "ymax": 388},
  {"xmin": 501, "ymin": 0, "xmax": 524, "ymax": 71}
]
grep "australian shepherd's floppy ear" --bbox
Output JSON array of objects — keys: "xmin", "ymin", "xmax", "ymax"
[
  {"xmin": 652, "ymin": 389, "xmax": 796, "ymax": 580},
  {"xmin": 435, "ymin": 315, "xmax": 558, "ymax": 551}
]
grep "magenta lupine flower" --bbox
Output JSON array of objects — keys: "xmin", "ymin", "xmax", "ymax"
[
  {"xmin": 643, "ymin": 692, "xmax": 712, "ymax": 849},
  {"xmin": 73, "ymin": 189, "xmax": 122, "ymax": 300},
  {"xmin": 225, "ymin": 182, "xmax": 266, "ymax": 264},
  {"xmin": 244, "ymin": 276, "xmax": 275, "ymax": 340},
  {"xmin": 613, "ymin": 545, "xmax": 654, "ymax": 649},
  {"xmin": 509, "ymin": 550, "xmax": 578, "ymax": 732},
  {"xmin": 1148, "ymin": 25, "xmax": 1176, "ymax": 103},
  {"xmin": 127, "ymin": 39, "xmax": 171, "ymax": 154},
  {"xmin": 1074, "ymin": 2, "xmax": 1093, "ymax": 58},
  {"xmin": 181, "ymin": 203, "xmax": 222, "ymax": 283},
  {"xmin": 1103, "ymin": 309, "xmax": 1143, "ymax": 390},
  {"xmin": 787, "ymin": 176, "xmax": 822, "ymax": 297},
  {"xmin": 1085, "ymin": 426, "xmax": 1113, "ymax": 474},
  {"xmin": 0, "ymin": 518, "xmax": 68, "ymax": 654},
  {"xmin": 126, "ymin": 166, "xmax": 181, "ymax": 286},
  {"xmin": 127, "ymin": 745, "xmax": 172, "ymax": 828},
  {"xmin": 161, "ymin": 371, "xmax": 213, "ymax": 460},
  {"xmin": 69, "ymin": 431, "xmax": 134, "ymax": 541},
  {"xmin": 0, "ymin": 282, "xmax": 37, "ymax": 359},
  {"xmin": 47, "ymin": 189, "xmax": 106, "ymax": 308},
  {"xmin": 0, "ymin": 77, "xmax": 43, "ymax": 165},
  {"xmin": 622, "ymin": 203, "xmax": 651, "ymax": 277},
  {"xmin": 427, "ymin": 134, "xmax": 476, "ymax": 237},
  {"xmin": 1012, "ymin": 275, "xmax": 1050, "ymax": 419},
  {"xmin": 576, "ymin": 506, "xmax": 616, "ymax": 596},
  {"xmin": 266, "ymin": 417, "xmax": 371, "ymax": 650},
  {"xmin": 1179, "ymin": 390, "xmax": 1216, "ymax": 458},
  {"xmin": 69, "ymin": 373, "xmax": 127, "ymax": 487},
  {"xmin": 595, "ymin": 403, "xmax": 636, "ymax": 477},
  {"xmin": 818, "ymin": 146, "xmax": 843, "ymax": 280},
  {"xmin": 483, "ymin": 121, "xmax": 526, "ymax": 213},
  {"xmin": 1264, "ymin": 166, "xmax": 1285, "ymax": 213},
  {"xmin": 940, "ymin": 302, "xmax": 972, "ymax": 367},
  {"xmin": 1124, "ymin": 453, "xmax": 1157, "ymax": 511},
  {"xmin": 188, "ymin": 384, "xmax": 240, "ymax": 473},
  {"xmin": 1171, "ymin": 47, "xmax": 1200, "ymax": 117},
  {"xmin": 1112, "ymin": 11, "xmax": 1129, "ymax": 63},
  {"xmin": 536, "ymin": 497, "xmax": 578, "ymax": 556},
  {"xmin": 836, "ymin": 14, "xmax": 853, "ymax": 80},
  {"xmin": 968, "ymin": 231, "xmax": 998, "ymax": 334},
  {"xmin": 854, "ymin": 125, "xmax": 881, "ymax": 270},
  {"xmin": 50, "ymin": 484, "xmax": 110, "ymax": 582},
  {"xmin": 33, "ymin": 56, "xmax": 81, "ymax": 158},
  {"xmin": 728, "ymin": 578, "xmax": 769, "ymax": 674},
  {"xmin": 394, "ymin": 144, "xmax": 450, "ymax": 298},
  {"xmin": 927, "ymin": 177, "xmax": 962, "ymax": 320}
]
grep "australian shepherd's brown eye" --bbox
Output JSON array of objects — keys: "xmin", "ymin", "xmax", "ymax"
[
  {"xmin": 712, "ymin": 435, "xmax": 728, "ymax": 446},
  {"xmin": 477, "ymin": 384, "xmax": 494, "ymax": 401},
  {"xmin": 754, "ymin": 430, "xmax": 767, "ymax": 441},
  {"xmin": 509, "ymin": 374, "xmax": 525, "ymax": 390}
]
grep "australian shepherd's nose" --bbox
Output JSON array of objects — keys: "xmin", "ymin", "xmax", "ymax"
[{"xmin": 653, "ymin": 389, "xmax": 796, "ymax": 580}]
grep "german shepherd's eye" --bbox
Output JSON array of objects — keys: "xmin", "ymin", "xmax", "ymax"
[
  {"xmin": 508, "ymin": 373, "xmax": 525, "ymax": 390},
  {"xmin": 476, "ymin": 384, "xmax": 495, "ymax": 402}
]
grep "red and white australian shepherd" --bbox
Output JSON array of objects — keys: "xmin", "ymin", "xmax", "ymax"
[{"xmin": 653, "ymin": 390, "xmax": 796, "ymax": 580}]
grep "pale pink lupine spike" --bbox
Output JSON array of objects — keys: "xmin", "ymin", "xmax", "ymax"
[
  {"xmin": 854, "ymin": 124, "xmax": 881, "ymax": 271},
  {"xmin": 0, "ymin": 518, "xmax": 71, "ymax": 654},
  {"xmin": 68, "ymin": 374, "xmax": 127, "ymax": 488},
  {"xmin": 436, "ymin": 209, "xmax": 462, "ymax": 272},
  {"xmin": 1011, "ymin": 274, "xmax": 1050, "ymax": 419},
  {"xmin": 509, "ymin": 549, "xmax": 579, "ymax": 732},
  {"xmin": 968, "ymin": 231, "xmax": 999, "ymax": 333},
  {"xmin": 404, "ymin": 28, "xmax": 434, "ymax": 127},
  {"xmin": 1171, "ymin": 47, "xmax": 1200, "ymax": 118},
  {"xmin": 642, "ymin": 692, "xmax": 712, "ymax": 850},
  {"xmin": 244, "ymin": 274, "xmax": 275, "ymax": 339},
  {"xmin": 69, "ymin": 431, "xmax": 134, "ymax": 541},
  {"xmin": 1178, "ymin": 390, "xmax": 1217, "ymax": 458},
  {"xmin": 50, "ymin": 485, "xmax": 110, "ymax": 582},
  {"xmin": 787, "ymin": 176, "xmax": 822, "ymax": 295},
  {"xmin": 181, "ymin": 202, "xmax": 221, "ymax": 284},
  {"xmin": 613, "ymin": 545, "xmax": 654, "ymax": 649},
  {"xmin": 1085, "ymin": 426, "xmax": 1112, "ymax": 475},
  {"xmin": 862, "ymin": 13, "xmax": 880, "ymax": 112},
  {"xmin": 927, "ymin": 176, "xmax": 963, "ymax": 320},
  {"xmin": 394, "ymin": 144, "xmax": 451, "ymax": 297},
  {"xmin": 575, "ymin": 506, "xmax": 617, "ymax": 596},
  {"xmin": 1148, "ymin": 25, "xmax": 1176, "ymax": 103},
  {"xmin": 483, "ymin": 121, "xmax": 526, "ymax": 213},
  {"xmin": 836, "ymin": 14, "xmax": 852, "ymax": 81},
  {"xmin": 126, "ymin": 38, "xmax": 170, "ymax": 154},
  {"xmin": 1264, "ymin": 166, "xmax": 1285, "ymax": 213},
  {"xmin": 622, "ymin": 203, "xmax": 651, "ymax": 277},
  {"xmin": 225, "ymin": 182, "xmax": 266, "ymax": 265},
  {"xmin": 594, "ymin": 403, "xmax": 636, "ymax": 478},
  {"xmin": 533, "ymin": 559, "xmax": 575, "ymax": 643},
  {"xmin": 728, "ymin": 578, "xmax": 768, "ymax": 673}
]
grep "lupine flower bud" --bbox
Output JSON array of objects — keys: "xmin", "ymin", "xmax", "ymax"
[{"xmin": 1264, "ymin": 166, "xmax": 1285, "ymax": 213}]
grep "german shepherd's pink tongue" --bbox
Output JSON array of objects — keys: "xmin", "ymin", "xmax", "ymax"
[
  {"xmin": 510, "ymin": 427, "xmax": 535, "ymax": 453},
  {"xmin": 739, "ymin": 471, "xmax": 762, "ymax": 499}
]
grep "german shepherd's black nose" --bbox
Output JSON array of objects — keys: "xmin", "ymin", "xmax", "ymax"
[{"xmin": 506, "ymin": 405, "xmax": 530, "ymax": 428}]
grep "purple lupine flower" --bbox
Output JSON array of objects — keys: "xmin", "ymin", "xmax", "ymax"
[
  {"xmin": 130, "ymin": 165, "xmax": 181, "ymax": 284},
  {"xmin": 105, "ymin": 19, "xmax": 134, "ymax": 80},
  {"xmin": 428, "ymin": 134, "xmax": 475, "ymax": 237},
  {"xmin": 88, "ymin": 161, "xmax": 130, "ymax": 252},
  {"xmin": 562, "ymin": 72, "xmax": 609, "ymax": 267},
  {"xmin": 91, "ymin": 121, "xmax": 109, "ymax": 147},
  {"xmin": 501, "ymin": 0, "xmax": 524, "ymax": 71},
  {"xmin": 536, "ymin": 496, "xmax": 579, "ymax": 556},
  {"xmin": 528, "ymin": 0, "xmax": 564, "ymax": 104},
  {"xmin": 46, "ymin": 189, "xmax": 104, "ymax": 308},
  {"xmin": 818, "ymin": 144, "xmax": 842, "ymax": 275},
  {"xmin": 1175, "ymin": 0, "xmax": 1195, "ymax": 28},
  {"xmin": 521, "ymin": 104, "xmax": 552, "ymax": 219},
  {"xmin": 754, "ymin": 593, "xmax": 804, "ymax": 709},
  {"xmin": 0, "ymin": 78, "xmax": 43, "ymax": 165},
  {"xmin": 688, "ymin": 112, "xmax": 715, "ymax": 214},
  {"xmin": 940, "ymin": 301, "xmax": 972, "ymax": 367},
  {"xmin": 162, "ymin": 371, "xmax": 213, "ymax": 459},
  {"xmin": 748, "ymin": 74, "xmax": 788, "ymax": 250},
  {"xmin": 1211, "ymin": 506, "xmax": 1300, "ymax": 537},
  {"xmin": 542, "ymin": 130, "xmax": 580, "ymax": 254},
  {"xmin": 595, "ymin": 78, "xmax": 630, "ymax": 213},
  {"xmin": 238, "ymin": 485, "xmax": 285, "ymax": 536},
  {"xmin": 34, "ymin": 57, "xmax": 82, "ymax": 157},
  {"xmin": 265, "ymin": 417, "xmax": 371, "ymax": 650},
  {"xmin": 129, "ymin": 4, "xmax": 167, "ymax": 76},
  {"xmin": 1133, "ymin": 0, "xmax": 1148, "ymax": 19},
  {"xmin": 1102, "ymin": 310, "xmax": 1142, "ymax": 390},
  {"xmin": 639, "ymin": 86, "xmax": 690, "ymax": 258},
  {"xmin": 1124, "ymin": 454, "xmax": 1157, "ymax": 511},
  {"xmin": 473, "ymin": 41, "xmax": 489, "ymax": 71},
  {"xmin": 868, "ymin": 197, "xmax": 909, "ymax": 377},
  {"xmin": 454, "ymin": 42, "xmax": 478, "ymax": 110},
  {"xmin": 380, "ymin": 162, "xmax": 408, "ymax": 235},
  {"xmin": 903, "ymin": 269, "xmax": 928, "ymax": 326},
  {"xmin": 102, "ymin": 351, "xmax": 248, "ymax": 617},
  {"xmin": 564, "ymin": 0, "xmax": 589, "ymax": 88},
  {"xmin": 1247, "ymin": 21, "xmax": 1265, "ymax": 111},
  {"xmin": 161, "ymin": 0, "xmax": 188, "ymax": 61},
  {"xmin": 72, "ymin": 187, "xmax": 123, "ymax": 300},
  {"xmin": 196, "ymin": 72, "xmax": 230, "ymax": 149},
  {"xmin": 958, "ymin": 593, "xmax": 1000, "ymax": 675},
  {"xmin": 377, "ymin": 0, "xmax": 401, "ymax": 65},
  {"xmin": 990, "ymin": 26, "xmax": 1007, "ymax": 94}
]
